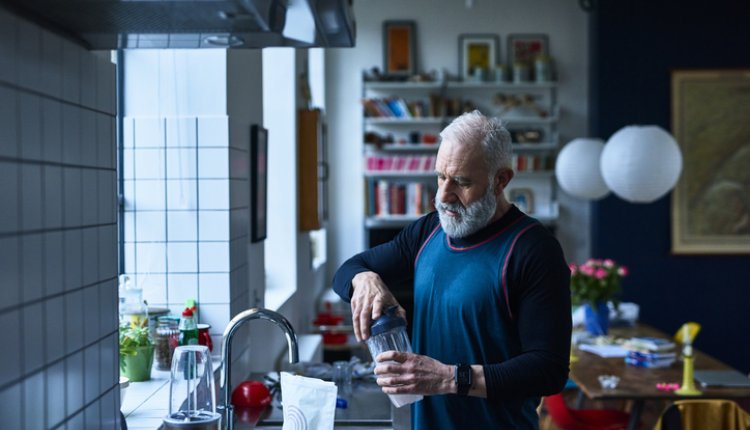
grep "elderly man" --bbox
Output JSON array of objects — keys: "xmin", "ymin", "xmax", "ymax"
[{"xmin": 332, "ymin": 110, "xmax": 571, "ymax": 429}]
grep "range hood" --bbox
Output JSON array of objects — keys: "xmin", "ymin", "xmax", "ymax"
[{"xmin": 1, "ymin": 0, "xmax": 355, "ymax": 49}]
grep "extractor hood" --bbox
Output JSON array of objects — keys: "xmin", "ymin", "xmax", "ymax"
[{"xmin": 0, "ymin": 0, "xmax": 355, "ymax": 49}]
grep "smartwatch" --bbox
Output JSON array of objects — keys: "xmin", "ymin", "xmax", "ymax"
[{"xmin": 455, "ymin": 363, "xmax": 472, "ymax": 396}]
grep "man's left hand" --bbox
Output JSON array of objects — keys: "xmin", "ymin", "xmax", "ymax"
[{"xmin": 373, "ymin": 351, "xmax": 455, "ymax": 395}]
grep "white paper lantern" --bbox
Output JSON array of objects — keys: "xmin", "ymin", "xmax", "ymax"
[
  {"xmin": 555, "ymin": 138, "xmax": 610, "ymax": 200},
  {"xmin": 600, "ymin": 125, "xmax": 682, "ymax": 203}
]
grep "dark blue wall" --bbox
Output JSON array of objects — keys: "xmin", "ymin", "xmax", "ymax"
[{"xmin": 590, "ymin": 1, "xmax": 750, "ymax": 373}]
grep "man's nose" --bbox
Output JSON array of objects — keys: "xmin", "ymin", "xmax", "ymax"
[{"xmin": 438, "ymin": 184, "xmax": 457, "ymax": 204}]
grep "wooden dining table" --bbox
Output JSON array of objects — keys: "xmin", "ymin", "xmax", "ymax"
[{"xmin": 569, "ymin": 324, "xmax": 750, "ymax": 430}]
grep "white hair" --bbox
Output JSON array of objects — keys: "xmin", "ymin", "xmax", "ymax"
[{"xmin": 439, "ymin": 110, "xmax": 513, "ymax": 175}]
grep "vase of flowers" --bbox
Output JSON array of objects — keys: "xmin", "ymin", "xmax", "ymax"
[{"xmin": 569, "ymin": 259, "xmax": 629, "ymax": 336}]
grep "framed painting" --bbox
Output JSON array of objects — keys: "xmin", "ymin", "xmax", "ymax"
[
  {"xmin": 671, "ymin": 70, "xmax": 750, "ymax": 254},
  {"xmin": 251, "ymin": 124, "xmax": 268, "ymax": 243},
  {"xmin": 383, "ymin": 21, "xmax": 416, "ymax": 78},
  {"xmin": 507, "ymin": 33, "xmax": 548, "ymax": 79},
  {"xmin": 459, "ymin": 34, "xmax": 499, "ymax": 81}
]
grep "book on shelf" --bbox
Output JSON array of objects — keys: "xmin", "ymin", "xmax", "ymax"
[{"xmin": 370, "ymin": 180, "xmax": 436, "ymax": 218}]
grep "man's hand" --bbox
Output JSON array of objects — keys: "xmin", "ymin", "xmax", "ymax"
[
  {"xmin": 350, "ymin": 271, "xmax": 405, "ymax": 341},
  {"xmin": 373, "ymin": 351, "xmax": 455, "ymax": 395}
]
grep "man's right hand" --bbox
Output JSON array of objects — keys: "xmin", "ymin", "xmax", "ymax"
[{"xmin": 350, "ymin": 271, "xmax": 406, "ymax": 342}]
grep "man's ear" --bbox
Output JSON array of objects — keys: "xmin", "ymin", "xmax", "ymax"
[{"xmin": 495, "ymin": 168, "xmax": 514, "ymax": 195}]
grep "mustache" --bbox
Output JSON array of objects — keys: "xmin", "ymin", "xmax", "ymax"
[{"xmin": 434, "ymin": 197, "xmax": 465, "ymax": 214}]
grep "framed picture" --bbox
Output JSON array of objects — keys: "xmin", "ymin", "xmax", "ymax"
[
  {"xmin": 459, "ymin": 34, "xmax": 499, "ymax": 81},
  {"xmin": 671, "ymin": 69, "xmax": 750, "ymax": 254},
  {"xmin": 509, "ymin": 188, "xmax": 534, "ymax": 214},
  {"xmin": 383, "ymin": 21, "xmax": 416, "ymax": 78},
  {"xmin": 250, "ymin": 124, "xmax": 268, "ymax": 243},
  {"xmin": 507, "ymin": 33, "xmax": 549, "ymax": 79}
]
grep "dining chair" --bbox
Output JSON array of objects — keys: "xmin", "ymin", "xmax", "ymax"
[
  {"xmin": 655, "ymin": 399, "xmax": 750, "ymax": 430},
  {"xmin": 544, "ymin": 392, "xmax": 635, "ymax": 430}
]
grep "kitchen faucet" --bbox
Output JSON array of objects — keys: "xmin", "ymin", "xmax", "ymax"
[{"xmin": 219, "ymin": 308, "xmax": 299, "ymax": 430}]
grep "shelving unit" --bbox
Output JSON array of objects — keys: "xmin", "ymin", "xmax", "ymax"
[{"xmin": 361, "ymin": 78, "xmax": 560, "ymax": 247}]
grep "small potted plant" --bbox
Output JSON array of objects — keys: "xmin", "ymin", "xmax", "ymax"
[
  {"xmin": 569, "ymin": 259, "xmax": 629, "ymax": 336},
  {"xmin": 119, "ymin": 321, "xmax": 155, "ymax": 382}
]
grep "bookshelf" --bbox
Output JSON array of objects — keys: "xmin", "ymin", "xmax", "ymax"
[{"xmin": 362, "ymin": 77, "xmax": 560, "ymax": 247}]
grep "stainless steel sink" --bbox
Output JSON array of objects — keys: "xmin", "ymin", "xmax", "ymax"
[{"xmin": 232, "ymin": 374, "xmax": 410, "ymax": 430}]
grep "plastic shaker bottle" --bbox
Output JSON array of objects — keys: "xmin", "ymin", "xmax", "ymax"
[{"xmin": 365, "ymin": 306, "xmax": 423, "ymax": 407}]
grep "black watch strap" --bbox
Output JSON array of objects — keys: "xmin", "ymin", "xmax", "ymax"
[{"xmin": 455, "ymin": 363, "xmax": 472, "ymax": 396}]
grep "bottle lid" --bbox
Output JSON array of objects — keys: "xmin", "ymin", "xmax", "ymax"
[
  {"xmin": 369, "ymin": 306, "xmax": 406, "ymax": 337},
  {"xmin": 182, "ymin": 308, "xmax": 194, "ymax": 317}
]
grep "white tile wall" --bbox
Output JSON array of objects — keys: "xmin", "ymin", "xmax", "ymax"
[
  {"xmin": 22, "ymin": 302, "xmax": 45, "ymax": 374},
  {"xmin": 166, "ymin": 179, "xmax": 198, "ymax": 210},
  {"xmin": 134, "ymin": 117, "xmax": 164, "ymax": 148},
  {"xmin": 0, "ymin": 237, "xmax": 20, "ymax": 307},
  {"xmin": 20, "ymin": 94, "xmax": 43, "ymax": 161},
  {"xmin": 0, "ymin": 383, "xmax": 22, "ymax": 429},
  {"xmin": 134, "ymin": 180, "xmax": 167, "ymax": 210},
  {"xmin": 198, "ymin": 273, "xmax": 231, "ymax": 304},
  {"xmin": 168, "ymin": 273, "xmax": 199, "ymax": 305},
  {"xmin": 24, "ymin": 371, "xmax": 46, "ymax": 429},
  {"xmin": 42, "ymin": 99, "xmax": 63, "ymax": 162},
  {"xmin": 199, "ymin": 242, "xmax": 230, "ymax": 272},
  {"xmin": 135, "ymin": 211, "xmax": 166, "ymax": 242},
  {"xmin": 47, "ymin": 361, "xmax": 67, "ymax": 428},
  {"xmin": 198, "ymin": 147, "xmax": 229, "ymax": 178},
  {"xmin": 198, "ymin": 179, "xmax": 230, "ymax": 209},
  {"xmin": 199, "ymin": 210, "xmax": 230, "ymax": 241},
  {"xmin": 166, "ymin": 148, "xmax": 197, "ymax": 178},
  {"xmin": 0, "ymin": 9, "xmax": 119, "ymax": 429},
  {"xmin": 0, "ymin": 87, "xmax": 18, "ymax": 158},
  {"xmin": 198, "ymin": 117, "xmax": 229, "ymax": 147},
  {"xmin": 21, "ymin": 163, "xmax": 43, "ymax": 230},
  {"xmin": 166, "ymin": 117, "xmax": 197, "ymax": 147},
  {"xmin": 44, "ymin": 165, "xmax": 64, "ymax": 228},
  {"xmin": 0, "ymin": 162, "xmax": 19, "ymax": 234},
  {"xmin": 21, "ymin": 233, "xmax": 44, "ymax": 302},
  {"xmin": 135, "ymin": 148, "xmax": 166, "ymax": 179},
  {"xmin": 167, "ymin": 211, "xmax": 198, "ymax": 241},
  {"xmin": 166, "ymin": 242, "xmax": 198, "ymax": 273},
  {"xmin": 0, "ymin": 310, "xmax": 21, "ymax": 387}
]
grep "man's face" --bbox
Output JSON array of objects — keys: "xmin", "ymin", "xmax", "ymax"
[{"xmin": 434, "ymin": 139, "xmax": 498, "ymax": 238}]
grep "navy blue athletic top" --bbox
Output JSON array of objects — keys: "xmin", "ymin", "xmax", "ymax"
[{"xmin": 332, "ymin": 206, "xmax": 571, "ymax": 429}]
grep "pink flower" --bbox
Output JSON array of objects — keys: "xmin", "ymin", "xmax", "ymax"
[
  {"xmin": 595, "ymin": 269, "xmax": 608, "ymax": 279},
  {"xmin": 580, "ymin": 265, "xmax": 595, "ymax": 276},
  {"xmin": 617, "ymin": 266, "xmax": 629, "ymax": 277},
  {"xmin": 569, "ymin": 263, "xmax": 578, "ymax": 275},
  {"xmin": 603, "ymin": 259, "xmax": 615, "ymax": 268}
]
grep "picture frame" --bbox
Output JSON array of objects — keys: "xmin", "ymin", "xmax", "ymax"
[
  {"xmin": 507, "ymin": 33, "xmax": 549, "ymax": 79},
  {"xmin": 671, "ymin": 69, "xmax": 750, "ymax": 254},
  {"xmin": 383, "ymin": 21, "xmax": 417, "ymax": 78},
  {"xmin": 250, "ymin": 124, "xmax": 268, "ymax": 243},
  {"xmin": 509, "ymin": 188, "xmax": 534, "ymax": 214},
  {"xmin": 459, "ymin": 34, "xmax": 499, "ymax": 81}
]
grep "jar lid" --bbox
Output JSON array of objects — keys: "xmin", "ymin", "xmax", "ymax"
[{"xmin": 369, "ymin": 306, "xmax": 406, "ymax": 337}]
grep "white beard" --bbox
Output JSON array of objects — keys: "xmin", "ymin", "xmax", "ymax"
[{"xmin": 435, "ymin": 182, "xmax": 497, "ymax": 238}]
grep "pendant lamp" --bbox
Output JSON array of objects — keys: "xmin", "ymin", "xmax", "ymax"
[
  {"xmin": 555, "ymin": 138, "xmax": 610, "ymax": 200},
  {"xmin": 600, "ymin": 125, "xmax": 682, "ymax": 203}
]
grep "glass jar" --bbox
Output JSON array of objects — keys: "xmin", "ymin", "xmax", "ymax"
[{"xmin": 154, "ymin": 316, "xmax": 180, "ymax": 371}]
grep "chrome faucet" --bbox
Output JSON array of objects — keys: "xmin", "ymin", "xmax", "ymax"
[{"xmin": 219, "ymin": 308, "xmax": 299, "ymax": 430}]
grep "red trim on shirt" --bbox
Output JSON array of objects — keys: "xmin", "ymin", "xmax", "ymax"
[
  {"xmin": 501, "ymin": 222, "xmax": 539, "ymax": 321},
  {"xmin": 446, "ymin": 215, "xmax": 524, "ymax": 251},
  {"xmin": 414, "ymin": 224, "xmax": 441, "ymax": 268}
]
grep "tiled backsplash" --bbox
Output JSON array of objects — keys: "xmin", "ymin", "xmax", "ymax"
[
  {"xmin": 0, "ymin": 7, "xmax": 119, "ymax": 428},
  {"xmin": 122, "ymin": 115, "xmax": 250, "ymax": 350}
]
